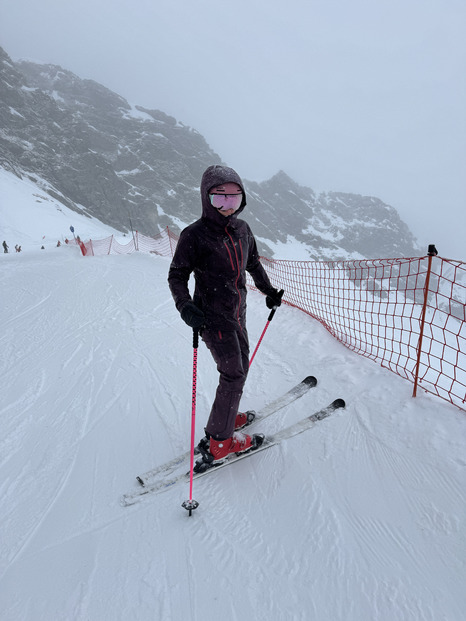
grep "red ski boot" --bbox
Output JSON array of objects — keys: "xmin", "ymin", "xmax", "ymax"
[
  {"xmin": 209, "ymin": 431, "xmax": 263, "ymax": 461},
  {"xmin": 234, "ymin": 410, "xmax": 256, "ymax": 430},
  {"xmin": 194, "ymin": 431, "xmax": 265, "ymax": 472}
]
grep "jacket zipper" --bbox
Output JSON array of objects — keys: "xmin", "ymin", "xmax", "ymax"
[
  {"xmin": 223, "ymin": 241, "xmax": 235, "ymax": 270},
  {"xmin": 225, "ymin": 226, "xmax": 242, "ymax": 328}
]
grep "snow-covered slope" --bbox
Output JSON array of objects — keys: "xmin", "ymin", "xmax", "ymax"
[
  {"xmin": 0, "ymin": 168, "xmax": 123, "ymax": 251},
  {"xmin": 0, "ymin": 175, "xmax": 465, "ymax": 620}
]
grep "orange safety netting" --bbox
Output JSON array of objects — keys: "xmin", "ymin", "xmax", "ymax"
[
  {"xmin": 82, "ymin": 230, "xmax": 177, "ymax": 257},
  {"xmin": 254, "ymin": 255, "xmax": 465, "ymax": 411},
  {"xmin": 76, "ymin": 228, "xmax": 466, "ymax": 411}
]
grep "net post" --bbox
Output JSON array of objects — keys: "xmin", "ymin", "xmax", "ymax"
[{"xmin": 412, "ymin": 245, "xmax": 438, "ymax": 398}]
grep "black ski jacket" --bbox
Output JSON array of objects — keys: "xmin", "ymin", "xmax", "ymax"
[{"xmin": 168, "ymin": 165, "xmax": 276, "ymax": 331}]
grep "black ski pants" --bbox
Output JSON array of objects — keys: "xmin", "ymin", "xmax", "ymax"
[{"xmin": 202, "ymin": 328, "xmax": 249, "ymax": 440}]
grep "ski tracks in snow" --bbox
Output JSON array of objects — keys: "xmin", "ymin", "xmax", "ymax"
[
  {"xmin": 2, "ymin": 251, "xmax": 465, "ymax": 621},
  {"xmin": 0, "ymin": 254, "xmax": 168, "ymax": 579},
  {"xmin": 307, "ymin": 397, "xmax": 465, "ymax": 619}
]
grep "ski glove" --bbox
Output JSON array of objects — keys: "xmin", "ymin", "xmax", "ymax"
[
  {"xmin": 266, "ymin": 288, "xmax": 284, "ymax": 309},
  {"xmin": 180, "ymin": 301, "xmax": 205, "ymax": 330}
]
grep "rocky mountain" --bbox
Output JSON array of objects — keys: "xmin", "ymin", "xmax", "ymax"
[{"xmin": 0, "ymin": 46, "xmax": 419, "ymax": 259}]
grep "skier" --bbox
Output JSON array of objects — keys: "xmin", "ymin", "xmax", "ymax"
[
  {"xmin": 168, "ymin": 165, "xmax": 283, "ymax": 463},
  {"xmin": 2, "ymin": 240, "xmax": 8, "ymax": 253}
]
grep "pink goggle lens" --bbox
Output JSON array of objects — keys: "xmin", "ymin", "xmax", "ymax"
[{"xmin": 209, "ymin": 193, "xmax": 243, "ymax": 211}]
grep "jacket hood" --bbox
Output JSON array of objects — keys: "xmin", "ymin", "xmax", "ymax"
[{"xmin": 200, "ymin": 165, "xmax": 247, "ymax": 226}]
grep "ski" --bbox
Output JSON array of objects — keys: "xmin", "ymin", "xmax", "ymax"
[
  {"xmin": 121, "ymin": 398, "xmax": 345, "ymax": 507},
  {"xmin": 134, "ymin": 375, "xmax": 317, "ymax": 488}
]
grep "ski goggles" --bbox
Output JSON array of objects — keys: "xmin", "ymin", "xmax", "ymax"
[{"xmin": 209, "ymin": 192, "xmax": 243, "ymax": 212}]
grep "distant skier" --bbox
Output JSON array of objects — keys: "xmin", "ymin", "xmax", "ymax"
[
  {"xmin": 168, "ymin": 165, "xmax": 283, "ymax": 463},
  {"xmin": 2, "ymin": 240, "xmax": 8, "ymax": 253}
]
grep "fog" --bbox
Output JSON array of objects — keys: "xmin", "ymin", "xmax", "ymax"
[{"xmin": 1, "ymin": 0, "xmax": 465, "ymax": 259}]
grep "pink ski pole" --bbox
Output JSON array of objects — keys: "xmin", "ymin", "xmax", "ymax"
[
  {"xmin": 182, "ymin": 329, "xmax": 200, "ymax": 516},
  {"xmin": 249, "ymin": 290, "xmax": 284, "ymax": 368}
]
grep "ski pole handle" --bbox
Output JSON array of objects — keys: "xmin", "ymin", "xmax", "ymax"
[
  {"xmin": 266, "ymin": 289, "xmax": 284, "ymax": 321},
  {"xmin": 193, "ymin": 328, "xmax": 199, "ymax": 349}
]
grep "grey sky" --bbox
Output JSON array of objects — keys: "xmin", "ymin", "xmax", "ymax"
[{"xmin": 1, "ymin": 0, "xmax": 465, "ymax": 259}]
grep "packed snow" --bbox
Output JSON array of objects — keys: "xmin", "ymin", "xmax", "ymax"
[
  {"xmin": 1, "ymin": 169, "xmax": 465, "ymax": 620},
  {"xmin": 0, "ymin": 168, "xmax": 124, "ymax": 252}
]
